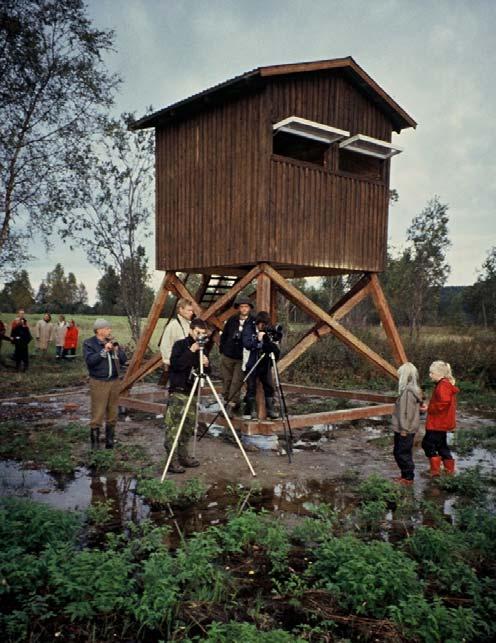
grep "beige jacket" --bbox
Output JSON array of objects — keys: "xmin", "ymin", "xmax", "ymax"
[
  {"xmin": 35, "ymin": 319, "xmax": 54, "ymax": 350},
  {"xmin": 55, "ymin": 322, "xmax": 68, "ymax": 346},
  {"xmin": 391, "ymin": 383, "xmax": 423, "ymax": 434},
  {"xmin": 159, "ymin": 315, "xmax": 191, "ymax": 365}
]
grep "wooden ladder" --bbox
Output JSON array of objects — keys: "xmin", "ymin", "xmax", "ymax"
[{"xmin": 198, "ymin": 274, "xmax": 240, "ymax": 307}]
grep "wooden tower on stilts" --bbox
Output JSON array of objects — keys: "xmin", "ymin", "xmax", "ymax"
[{"xmin": 120, "ymin": 57, "xmax": 416, "ymax": 435}]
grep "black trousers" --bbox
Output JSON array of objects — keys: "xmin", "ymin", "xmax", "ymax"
[
  {"xmin": 246, "ymin": 358, "xmax": 274, "ymax": 399},
  {"xmin": 421, "ymin": 430, "xmax": 453, "ymax": 459},
  {"xmin": 14, "ymin": 345, "xmax": 29, "ymax": 370},
  {"xmin": 393, "ymin": 432, "xmax": 415, "ymax": 480}
]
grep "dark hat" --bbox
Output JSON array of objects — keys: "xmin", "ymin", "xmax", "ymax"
[{"xmin": 234, "ymin": 295, "xmax": 254, "ymax": 309}]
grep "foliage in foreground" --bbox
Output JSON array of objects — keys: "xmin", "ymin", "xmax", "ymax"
[{"xmin": 2, "ymin": 469, "xmax": 496, "ymax": 642}]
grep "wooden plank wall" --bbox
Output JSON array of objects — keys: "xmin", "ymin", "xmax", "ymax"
[
  {"xmin": 155, "ymin": 90, "xmax": 270, "ymax": 271},
  {"xmin": 155, "ymin": 70, "xmax": 394, "ymax": 273},
  {"xmin": 269, "ymin": 158, "xmax": 389, "ymax": 272}
]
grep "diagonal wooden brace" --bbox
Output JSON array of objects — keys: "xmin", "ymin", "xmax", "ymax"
[
  {"xmin": 278, "ymin": 273, "xmax": 372, "ymax": 373},
  {"xmin": 261, "ymin": 263, "xmax": 398, "ymax": 379}
]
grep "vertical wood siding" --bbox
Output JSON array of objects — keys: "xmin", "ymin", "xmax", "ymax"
[{"xmin": 155, "ymin": 70, "xmax": 393, "ymax": 273}]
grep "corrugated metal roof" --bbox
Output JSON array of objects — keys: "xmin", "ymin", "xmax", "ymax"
[{"xmin": 130, "ymin": 57, "xmax": 416, "ymax": 132}]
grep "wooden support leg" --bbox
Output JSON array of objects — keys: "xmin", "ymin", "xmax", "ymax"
[
  {"xmin": 255, "ymin": 271, "xmax": 272, "ymax": 420},
  {"xmin": 261, "ymin": 263, "xmax": 398, "ymax": 379},
  {"xmin": 122, "ymin": 272, "xmax": 174, "ymax": 391},
  {"xmin": 369, "ymin": 273, "xmax": 408, "ymax": 365}
]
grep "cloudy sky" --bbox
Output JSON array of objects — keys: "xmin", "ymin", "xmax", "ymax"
[{"xmin": 27, "ymin": 0, "xmax": 495, "ymax": 303}]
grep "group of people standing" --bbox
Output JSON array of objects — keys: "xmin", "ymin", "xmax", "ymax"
[
  {"xmin": 78, "ymin": 301, "xmax": 459, "ymax": 486},
  {"xmin": 392, "ymin": 360, "xmax": 459, "ymax": 484},
  {"xmin": 0, "ymin": 309, "xmax": 79, "ymax": 371}
]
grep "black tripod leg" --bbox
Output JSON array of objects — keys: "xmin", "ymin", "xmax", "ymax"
[{"xmin": 270, "ymin": 353, "xmax": 293, "ymax": 463}]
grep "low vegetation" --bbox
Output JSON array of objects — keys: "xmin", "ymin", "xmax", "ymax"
[{"xmin": 1, "ymin": 467, "xmax": 495, "ymax": 642}]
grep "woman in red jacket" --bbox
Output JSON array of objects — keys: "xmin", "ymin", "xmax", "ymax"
[
  {"xmin": 63, "ymin": 320, "xmax": 79, "ymax": 359},
  {"xmin": 422, "ymin": 360, "xmax": 459, "ymax": 476}
]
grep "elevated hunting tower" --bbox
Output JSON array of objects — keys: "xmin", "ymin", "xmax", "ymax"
[{"xmin": 121, "ymin": 57, "xmax": 416, "ymax": 433}]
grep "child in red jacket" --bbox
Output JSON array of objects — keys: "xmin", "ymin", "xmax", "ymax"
[{"xmin": 422, "ymin": 361, "xmax": 459, "ymax": 476}]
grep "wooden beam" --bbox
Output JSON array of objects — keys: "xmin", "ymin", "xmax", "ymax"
[
  {"xmin": 121, "ymin": 352, "xmax": 163, "ymax": 393},
  {"xmin": 168, "ymin": 274, "xmax": 221, "ymax": 330},
  {"xmin": 369, "ymin": 273, "xmax": 408, "ymax": 365},
  {"xmin": 278, "ymin": 275, "xmax": 372, "ymax": 373},
  {"xmin": 261, "ymin": 263, "xmax": 397, "ymax": 379},
  {"xmin": 270, "ymin": 403, "xmax": 395, "ymax": 430},
  {"xmin": 122, "ymin": 272, "xmax": 174, "ymax": 388},
  {"xmin": 119, "ymin": 396, "xmax": 167, "ymax": 414},
  {"xmin": 281, "ymin": 383, "xmax": 396, "ymax": 403}
]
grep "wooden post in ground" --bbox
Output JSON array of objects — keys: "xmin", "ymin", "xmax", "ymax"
[{"xmin": 255, "ymin": 269, "xmax": 272, "ymax": 419}]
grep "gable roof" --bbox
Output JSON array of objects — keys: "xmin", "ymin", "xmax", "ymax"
[{"xmin": 131, "ymin": 56, "xmax": 416, "ymax": 133}]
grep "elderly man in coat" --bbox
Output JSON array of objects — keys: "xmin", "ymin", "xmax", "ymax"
[
  {"xmin": 35, "ymin": 313, "xmax": 54, "ymax": 356},
  {"xmin": 83, "ymin": 319, "xmax": 127, "ymax": 448}
]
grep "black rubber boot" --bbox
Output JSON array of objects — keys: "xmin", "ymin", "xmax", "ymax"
[
  {"xmin": 90, "ymin": 427, "xmax": 100, "ymax": 448},
  {"xmin": 249, "ymin": 399, "xmax": 258, "ymax": 420},
  {"xmin": 105, "ymin": 424, "xmax": 115, "ymax": 449},
  {"xmin": 265, "ymin": 397, "xmax": 279, "ymax": 419},
  {"xmin": 242, "ymin": 399, "xmax": 252, "ymax": 420}
]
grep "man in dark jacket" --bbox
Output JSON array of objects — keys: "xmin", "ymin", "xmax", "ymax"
[
  {"xmin": 83, "ymin": 319, "xmax": 127, "ymax": 448},
  {"xmin": 164, "ymin": 318, "xmax": 210, "ymax": 473},
  {"xmin": 242, "ymin": 310, "xmax": 280, "ymax": 420},
  {"xmin": 219, "ymin": 294, "xmax": 254, "ymax": 415}
]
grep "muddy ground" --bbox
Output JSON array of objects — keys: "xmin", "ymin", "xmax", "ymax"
[{"xmin": 1, "ymin": 384, "xmax": 493, "ymax": 490}]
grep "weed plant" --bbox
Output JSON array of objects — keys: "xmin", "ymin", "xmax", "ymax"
[
  {"xmin": 2, "ymin": 473, "xmax": 496, "ymax": 642},
  {"xmin": 136, "ymin": 477, "xmax": 208, "ymax": 509}
]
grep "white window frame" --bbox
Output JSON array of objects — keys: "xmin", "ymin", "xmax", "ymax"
[
  {"xmin": 273, "ymin": 116, "xmax": 350, "ymax": 145},
  {"xmin": 339, "ymin": 134, "xmax": 402, "ymax": 159}
]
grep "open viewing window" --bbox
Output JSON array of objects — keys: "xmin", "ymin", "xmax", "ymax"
[
  {"xmin": 338, "ymin": 134, "xmax": 402, "ymax": 180},
  {"xmin": 273, "ymin": 116, "xmax": 349, "ymax": 166}
]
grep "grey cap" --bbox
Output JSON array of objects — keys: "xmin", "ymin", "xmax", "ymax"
[
  {"xmin": 93, "ymin": 318, "xmax": 111, "ymax": 330},
  {"xmin": 234, "ymin": 295, "xmax": 254, "ymax": 309}
]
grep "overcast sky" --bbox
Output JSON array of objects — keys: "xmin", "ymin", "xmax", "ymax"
[{"xmin": 26, "ymin": 0, "xmax": 496, "ymax": 303}]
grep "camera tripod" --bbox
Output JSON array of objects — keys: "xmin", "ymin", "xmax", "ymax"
[
  {"xmin": 161, "ymin": 346, "xmax": 256, "ymax": 481},
  {"xmin": 199, "ymin": 349, "xmax": 294, "ymax": 463}
]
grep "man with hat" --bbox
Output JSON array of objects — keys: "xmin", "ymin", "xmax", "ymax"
[
  {"xmin": 219, "ymin": 294, "xmax": 254, "ymax": 416},
  {"xmin": 83, "ymin": 319, "xmax": 127, "ymax": 448}
]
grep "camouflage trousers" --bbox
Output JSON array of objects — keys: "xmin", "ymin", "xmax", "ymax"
[{"xmin": 164, "ymin": 392, "xmax": 197, "ymax": 455}]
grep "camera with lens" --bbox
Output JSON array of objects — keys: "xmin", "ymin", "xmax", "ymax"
[
  {"xmin": 265, "ymin": 324, "xmax": 283, "ymax": 342},
  {"xmin": 196, "ymin": 333, "xmax": 209, "ymax": 348}
]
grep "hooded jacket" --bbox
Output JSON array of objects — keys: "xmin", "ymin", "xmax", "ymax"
[
  {"xmin": 391, "ymin": 382, "xmax": 423, "ymax": 434},
  {"xmin": 426, "ymin": 378, "xmax": 459, "ymax": 431}
]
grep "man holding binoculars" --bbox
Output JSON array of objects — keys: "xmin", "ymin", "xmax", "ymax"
[{"xmin": 83, "ymin": 318, "xmax": 127, "ymax": 449}]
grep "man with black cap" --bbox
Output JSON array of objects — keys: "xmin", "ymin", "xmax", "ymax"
[
  {"xmin": 219, "ymin": 294, "xmax": 254, "ymax": 416},
  {"xmin": 83, "ymin": 319, "xmax": 127, "ymax": 448}
]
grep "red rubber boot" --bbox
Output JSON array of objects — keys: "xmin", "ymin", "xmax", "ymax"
[
  {"xmin": 429, "ymin": 456, "xmax": 442, "ymax": 477},
  {"xmin": 443, "ymin": 459, "xmax": 456, "ymax": 475}
]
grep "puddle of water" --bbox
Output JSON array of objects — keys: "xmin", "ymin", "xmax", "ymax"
[{"xmin": 2, "ymin": 436, "xmax": 495, "ymax": 544}]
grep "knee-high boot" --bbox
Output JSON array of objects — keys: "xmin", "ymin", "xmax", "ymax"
[
  {"xmin": 105, "ymin": 424, "xmax": 115, "ymax": 449},
  {"xmin": 90, "ymin": 427, "xmax": 100, "ymax": 448},
  {"xmin": 265, "ymin": 397, "xmax": 279, "ymax": 419}
]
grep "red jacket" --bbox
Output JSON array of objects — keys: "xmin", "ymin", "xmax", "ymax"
[
  {"xmin": 64, "ymin": 326, "xmax": 79, "ymax": 350},
  {"xmin": 426, "ymin": 378, "xmax": 459, "ymax": 431}
]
